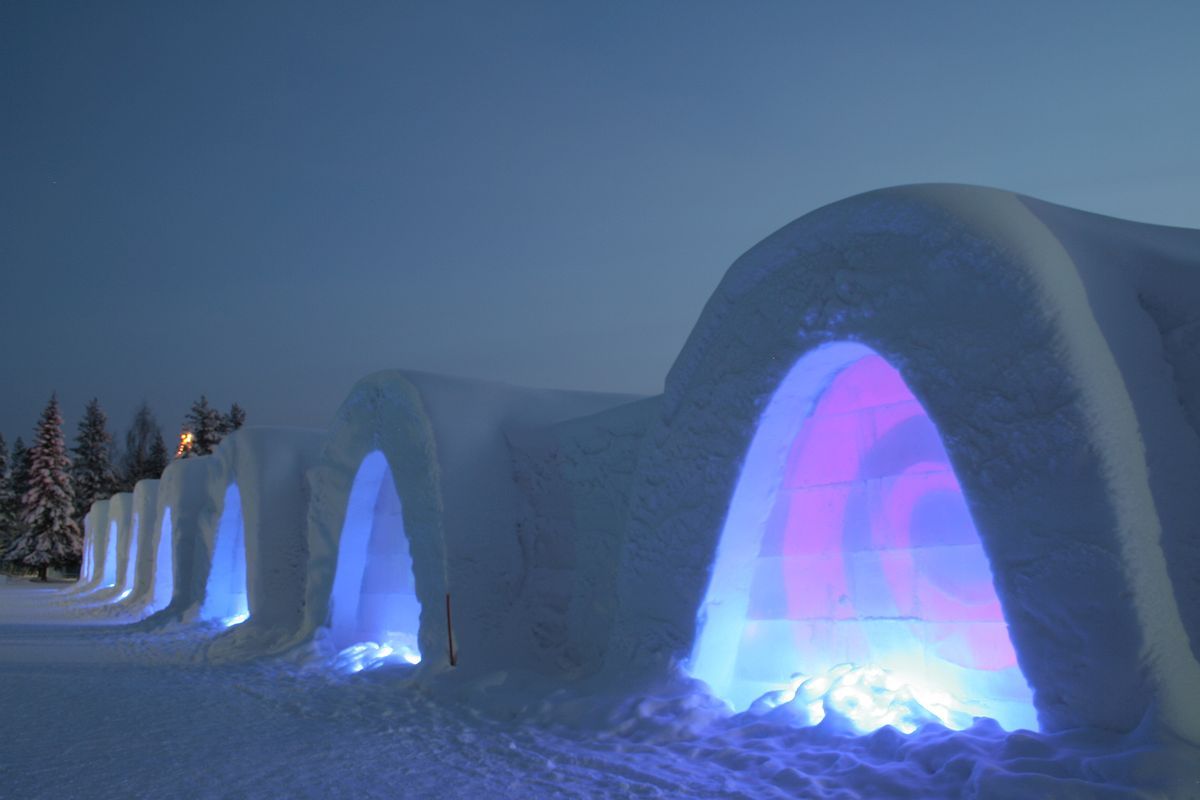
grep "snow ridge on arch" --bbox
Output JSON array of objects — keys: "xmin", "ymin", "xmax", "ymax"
[{"xmin": 610, "ymin": 184, "xmax": 1200, "ymax": 739}]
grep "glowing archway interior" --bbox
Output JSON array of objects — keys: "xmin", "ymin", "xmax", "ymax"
[
  {"xmin": 328, "ymin": 451, "xmax": 421, "ymax": 665},
  {"xmin": 102, "ymin": 521, "xmax": 118, "ymax": 589},
  {"xmin": 151, "ymin": 507, "xmax": 174, "ymax": 613},
  {"xmin": 80, "ymin": 527, "xmax": 93, "ymax": 582},
  {"xmin": 118, "ymin": 513, "xmax": 139, "ymax": 600},
  {"xmin": 688, "ymin": 342, "xmax": 1035, "ymax": 732},
  {"xmin": 200, "ymin": 484, "xmax": 248, "ymax": 626}
]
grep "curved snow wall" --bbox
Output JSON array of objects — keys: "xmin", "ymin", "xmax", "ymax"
[{"xmin": 609, "ymin": 184, "xmax": 1200, "ymax": 740}]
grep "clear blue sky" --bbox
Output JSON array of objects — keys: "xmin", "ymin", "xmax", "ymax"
[{"xmin": 2, "ymin": 1, "xmax": 1197, "ymax": 443}]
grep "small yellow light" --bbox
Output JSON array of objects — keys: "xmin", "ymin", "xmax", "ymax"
[{"xmin": 176, "ymin": 431, "xmax": 195, "ymax": 458}]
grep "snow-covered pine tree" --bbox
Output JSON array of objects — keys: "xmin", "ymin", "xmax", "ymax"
[
  {"xmin": 119, "ymin": 402, "xmax": 168, "ymax": 488},
  {"xmin": 1, "ymin": 438, "xmax": 31, "ymax": 570},
  {"xmin": 71, "ymin": 398, "xmax": 117, "ymax": 520},
  {"xmin": 230, "ymin": 402, "xmax": 246, "ymax": 430},
  {"xmin": 184, "ymin": 395, "xmax": 225, "ymax": 457},
  {"xmin": 146, "ymin": 430, "xmax": 168, "ymax": 478},
  {"xmin": 0, "ymin": 434, "xmax": 13, "ymax": 561},
  {"xmin": 9, "ymin": 396, "xmax": 80, "ymax": 580},
  {"xmin": 221, "ymin": 402, "xmax": 247, "ymax": 434}
]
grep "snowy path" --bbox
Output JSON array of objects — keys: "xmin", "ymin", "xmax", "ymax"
[{"xmin": 1, "ymin": 580, "xmax": 1195, "ymax": 799}]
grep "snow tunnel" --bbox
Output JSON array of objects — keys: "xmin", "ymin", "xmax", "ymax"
[
  {"xmin": 687, "ymin": 342, "xmax": 1035, "ymax": 733},
  {"xmin": 328, "ymin": 450, "xmax": 421, "ymax": 664},
  {"xmin": 151, "ymin": 507, "xmax": 174, "ymax": 612},
  {"xmin": 101, "ymin": 520, "xmax": 119, "ymax": 589},
  {"xmin": 199, "ymin": 484, "xmax": 248, "ymax": 626}
]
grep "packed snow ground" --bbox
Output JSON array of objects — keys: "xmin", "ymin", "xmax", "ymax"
[{"xmin": 0, "ymin": 580, "xmax": 1196, "ymax": 799}]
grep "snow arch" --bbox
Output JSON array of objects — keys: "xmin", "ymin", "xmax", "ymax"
[
  {"xmin": 102, "ymin": 520, "xmax": 118, "ymax": 589},
  {"xmin": 611, "ymin": 184, "xmax": 1200, "ymax": 739},
  {"xmin": 151, "ymin": 507, "xmax": 174, "ymax": 613},
  {"xmin": 200, "ymin": 484, "xmax": 248, "ymax": 625},
  {"xmin": 296, "ymin": 373, "xmax": 449, "ymax": 664},
  {"xmin": 118, "ymin": 513, "xmax": 139, "ymax": 600},
  {"xmin": 328, "ymin": 451, "xmax": 421, "ymax": 662},
  {"xmin": 687, "ymin": 342, "xmax": 1034, "ymax": 731}
]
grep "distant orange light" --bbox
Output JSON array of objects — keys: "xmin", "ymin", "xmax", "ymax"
[{"xmin": 176, "ymin": 431, "xmax": 195, "ymax": 458}]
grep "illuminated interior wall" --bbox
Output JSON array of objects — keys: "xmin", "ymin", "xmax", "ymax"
[
  {"xmin": 102, "ymin": 521, "xmax": 119, "ymax": 589},
  {"xmin": 328, "ymin": 451, "xmax": 421, "ymax": 662},
  {"xmin": 152, "ymin": 507, "xmax": 174, "ymax": 612},
  {"xmin": 80, "ymin": 525, "xmax": 93, "ymax": 582},
  {"xmin": 688, "ymin": 343, "xmax": 1034, "ymax": 730},
  {"xmin": 199, "ymin": 484, "xmax": 248, "ymax": 625},
  {"xmin": 120, "ymin": 513, "xmax": 140, "ymax": 599}
]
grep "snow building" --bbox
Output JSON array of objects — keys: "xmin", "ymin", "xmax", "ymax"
[
  {"xmin": 75, "ymin": 499, "xmax": 111, "ymax": 594},
  {"xmin": 66, "ymin": 184, "xmax": 1200, "ymax": 747},
  {"xmin": 598, "ymin": 184, "xmax": 1200, "ymax": 742},
  {"xmin": 95, "ymin": 492, "xmax": 133, "ymax": 599},
  {"xmin": 295, "ymin": 371, "xmax": 637, "ymax": 670},
  {"xmin": 124, "ymin": 480, "xmax": 160, "ymax": 607}
]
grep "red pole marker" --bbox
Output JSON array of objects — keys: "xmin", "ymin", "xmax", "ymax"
[{"xmin": 445, "ymin": 593, "xmax": 457, "ymax": 667}]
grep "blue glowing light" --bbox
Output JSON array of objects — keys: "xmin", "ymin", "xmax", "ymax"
[
  {"xmin": 332, "ymin": 640, "xmax": 421, "ymax": 675},
  {"xmin": 199, "ymin": 484, "xmax": 249, "ymax": 624},
  {"xmin": 102, "ymin": 521, "xmax": 118, "ymax": 589},
  {"xmin": 122, "ymin": 512, "xmax": 140, "ymax": 598},
  {"xmin": 151, "ymin": 508, "xmax": 174, "ymax": 612},
  {"xmin": 328, "ymin": 451, "xmax": 422, "ymax": 665},
  {"xmin": 688, "ymin": 343, "xmax": 1035, "ymax": 732}
]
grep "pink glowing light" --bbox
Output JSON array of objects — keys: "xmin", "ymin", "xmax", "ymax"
[{"xmin": 689, "ymin": 345, "xmax": 1034, "ymax": 730}]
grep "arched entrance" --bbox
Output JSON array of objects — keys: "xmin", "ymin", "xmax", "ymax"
[
  {"xmin": 102, "ymin": 520, "xmax": 118, "ymax": 589},
  {"xmin": 200, "ymin": 484, "xmax": 248, "ymax": 625},
  {"xmin": 152, "ymin": 507, "xmax": 174, "ymax": 612},
  {"xmin": 688, "ymin": 342, "xmax": 1034, "ymax": 732},
  {"xmin": 328, "ymin": 451, "xmax": 421, "ymax": 664}
]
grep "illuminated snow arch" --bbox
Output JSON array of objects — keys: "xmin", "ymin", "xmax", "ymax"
[
  {"xmin": 199, "ymin": 484, "xmax": 248, "ymax": 626},
  {"xmin": 150, "ymin": 507, "xmax": 174, "ymax": 613},
  {"xmin": 687, "ymin": 342, "xmax": 1033, "ymax": 732},
  {"xmin": 610, "ymin": 184, "xmax": 1200, "ymax": 740},
  {"xmin": 328, "ymin": 451, "xmax": 422, "ymax": 665}
]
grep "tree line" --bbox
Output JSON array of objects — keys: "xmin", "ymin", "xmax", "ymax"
[{"xmin": 0, "ymin": 395, "xmax": 245, "ymax": 581}]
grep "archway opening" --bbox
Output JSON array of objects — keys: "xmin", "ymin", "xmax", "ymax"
[
  {"xmin": 102, "ymin": 520, "xmax": 118, "ymax": 589},
  {"xmin": 80, "ymin": 525, "xmax": 93, "ymax": 583},
  {"xmin": 118, "ymin": 513, "xmax": 138, "ymax": 600},
  {"xmin": 200, "ymin": 484, "xmax": 248, "ymax": 626},
  {"xmin": 328, "ymin": 451, "xmax": 421, "ymax": 666},
  {"xmin": 151, "ymin": 507, "xmax": 174, "ymax": 612},
  {"xmin": 688, "ymin": 342, "xmax": 1035, "ymax": 733}
]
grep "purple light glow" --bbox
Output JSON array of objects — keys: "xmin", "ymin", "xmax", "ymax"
[{"xmin": 689, "ymin": 343, "xmax": 1035, "ymax": 731}]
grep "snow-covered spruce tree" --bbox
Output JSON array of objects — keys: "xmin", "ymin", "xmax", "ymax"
[
  {"xmin": 118, "ymin": 402, "xmax": 168, "ymax": 489},
  {"xmin": 219, "ymin": 402, "xmax": 246, "ymax": 435},
  {"xmin": 0, "ymin": 434, "xmax": 13, "ymax": 563},
  {"xmin": 71, "ymin": 398, "xmax": 117, "ymax": 520},
  {"xmin": 183, "ymin": 395, "xmax": 225, "ymax": 457},
  {"xmin": 146, "ymin": 429, "xmax": 168, "ymax": 478},
  {"xmin": 9, "ymin": 396, "xmax": 80, "ymax": 581},
  {"xmin": 1, "ymin": 438, "xmax": 31, "ymax": 571}
]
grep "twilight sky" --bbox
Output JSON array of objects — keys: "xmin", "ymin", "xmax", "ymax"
[{"xmin": 2, "ymin": 1, "xmax": 1198, "ymax": 443}]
